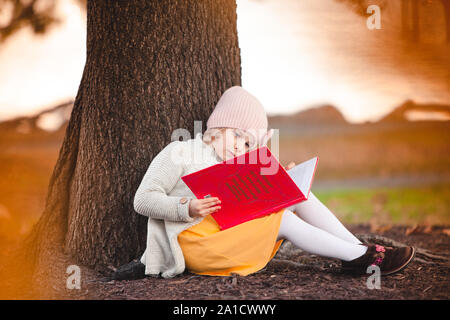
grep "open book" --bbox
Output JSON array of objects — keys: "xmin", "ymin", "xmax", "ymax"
[{"xmin": 181, "ymin": 146, "xmax": 318, "ymax": 230}]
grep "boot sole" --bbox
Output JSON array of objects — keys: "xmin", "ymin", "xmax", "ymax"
[{"xmin": 381, "ymin": 246, "xmax": 416, "ymax": 276}]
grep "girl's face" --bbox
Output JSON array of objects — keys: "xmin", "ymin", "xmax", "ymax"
[{"xmin": 210, "ymin": 128, "xmax": 253, "ymax": 161}]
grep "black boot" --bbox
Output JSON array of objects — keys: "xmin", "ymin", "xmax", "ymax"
[
  {"xmin": 111, "ymin": 259, "xmax": 146, "ymax": 281},
  {"xmin": 341, "ymin": 243, "xmax": 416, "ymax": 276}
]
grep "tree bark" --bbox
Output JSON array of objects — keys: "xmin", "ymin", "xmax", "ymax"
[
  {"xmin": 411, "ymin": 0, "xmax": 420, "ymax": 42},
  {"xmin": 401, "ymin": 0, "xmax": 410, "ymax": 39},
  {"xmin": 4, "ymin": 0, "xmax": 241, "ymax": 297},
  {"xmin": 441, "ymin": 0, "xmax": 450, "ymax": 43}
]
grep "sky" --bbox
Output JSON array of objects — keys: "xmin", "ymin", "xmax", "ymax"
[{"xmin": 0, "ymin": 0, "xmax": 449, "ymax": 124}]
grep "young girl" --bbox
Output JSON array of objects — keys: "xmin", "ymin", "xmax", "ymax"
[{"xmin": 119, "ymin": 86, "xmax": 415, "ymax": 280}]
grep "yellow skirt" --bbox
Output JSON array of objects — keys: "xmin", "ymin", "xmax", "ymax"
[{"xmin": 178, "ymin": 209, "xmax": 286, "ymax": 276}]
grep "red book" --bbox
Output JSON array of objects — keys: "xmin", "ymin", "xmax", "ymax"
[{"xmin": 181, "ymin": 146, "xmax": 318, "ymax": 230}]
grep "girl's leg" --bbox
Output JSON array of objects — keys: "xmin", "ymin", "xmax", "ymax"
[
  {"xmin": 287, "ymin": 191, "xmax": 362, "ymax": 245},
  {"xmin": 277, "ymin": 210, "xmax": 368, "ymax": 261}
]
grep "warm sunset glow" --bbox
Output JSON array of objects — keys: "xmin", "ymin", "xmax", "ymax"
[
  {"xmin": 405, "ymin": 110, "xmax": 450, "ymax": 121},
  {"xmin": 0, "ymin": 1, "xmax": 449, "ymax": 300},
  {"xmin": 0, "ymin": 0, "xmax": 86, "ymax": 122},
  {"xmin": 0, "ymin": 0, "xmax": 449, "ymax": 123},
  {"xmin": 236, "ymin": 0, "xmax": 450, "ymax": 122}
]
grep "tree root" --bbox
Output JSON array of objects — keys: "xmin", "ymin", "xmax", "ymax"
[{"xmin": 413, "ymin": 258, "xmax": 438, "ymax": 265}]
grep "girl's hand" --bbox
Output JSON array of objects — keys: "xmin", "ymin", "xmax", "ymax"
[
  {"xmin": 188, "ymin": 197, "xmax": 221, "ymax": 218},
  {"xmin": 284, "ymin": 161, "xmax": 296, "ymax": 170}
]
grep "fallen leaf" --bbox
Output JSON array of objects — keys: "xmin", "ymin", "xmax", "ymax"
[
  {"xmin": 423, "ymin": 225, "xmax": 433, "ymax": 234},
  {"xmin": 406, "ymin": 224, "xmax": 434, "ymax": 235},
  {"xmin": 377, "ymin": 224, "xmax": 393, "ymax": 233},
  {"xmin": 405, "ymin": 224, "xmax": 419, "ymax": 236},
  {"xmin": 371, "ymin": 223, "xmax": 392, "ymax": 234}
]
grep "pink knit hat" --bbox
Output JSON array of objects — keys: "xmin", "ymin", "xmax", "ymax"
[{"xmin": 206, "ymin": 86, "xmax": 272, "ymax": 146}]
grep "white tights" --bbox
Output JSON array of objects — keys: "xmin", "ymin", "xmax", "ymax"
[{"xmin": 277, "ymin": 192, "xmax": 368, "ymax": 261}]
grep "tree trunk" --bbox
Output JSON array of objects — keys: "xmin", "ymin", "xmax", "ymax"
[
  {"xmin": 411, "ymin": 0, "xmax": 420, "ymax": 42},
  {"xmin": 401, "ymin": 0, "xmax": 410, "ymax": 38},
  {"xmin": 441, "ymin": 0, "xmax": 450, "ymax": 43},
  {"xmin": 3, "ymin": 0, "xmax": 241, "ymax": 297}
]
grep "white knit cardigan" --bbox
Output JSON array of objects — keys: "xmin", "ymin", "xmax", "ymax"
[{"xmin": 134, "ymin": 133, "xmax": 222, "ymax": 278}]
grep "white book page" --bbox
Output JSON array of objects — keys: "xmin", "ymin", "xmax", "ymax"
[{"xmin": 286, "ymin": 157, "xmax": 318, "ymax": 198}]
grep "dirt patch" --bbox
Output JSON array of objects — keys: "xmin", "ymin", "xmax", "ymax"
[
  {"xmin": 2, "ymin": 224, "xmax": 448, "ymax": 300},
  {"xmin": 43, "ymin": 224, "xmax": 447, "ymax": 300}
]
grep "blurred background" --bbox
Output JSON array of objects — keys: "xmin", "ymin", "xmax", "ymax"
[{"xmin": 0, "ymin": 0, "xmax": 449, "ymax": 245}]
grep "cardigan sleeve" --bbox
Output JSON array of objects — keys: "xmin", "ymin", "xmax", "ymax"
[{"xmin": 133, "ymin": 140, "xmax": 195, "ymax": 223}]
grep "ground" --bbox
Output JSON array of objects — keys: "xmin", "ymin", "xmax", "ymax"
[{"xmin": 45, "ymin": 224, "xmax": 449, "ymax": 300}]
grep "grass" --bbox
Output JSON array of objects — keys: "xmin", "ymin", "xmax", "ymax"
[{"xmin": 314, "ymin": 183, "xmax": 450, "ymax": 226}]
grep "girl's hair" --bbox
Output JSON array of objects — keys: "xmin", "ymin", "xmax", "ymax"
[{"xmin": 202, "ymin": 127, "xmax": 258, "ymax": 150}]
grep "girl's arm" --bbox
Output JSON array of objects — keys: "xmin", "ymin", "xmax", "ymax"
[{"xmin": 133, "ymin": 140, "xmax": 195, "ymax": 223}]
